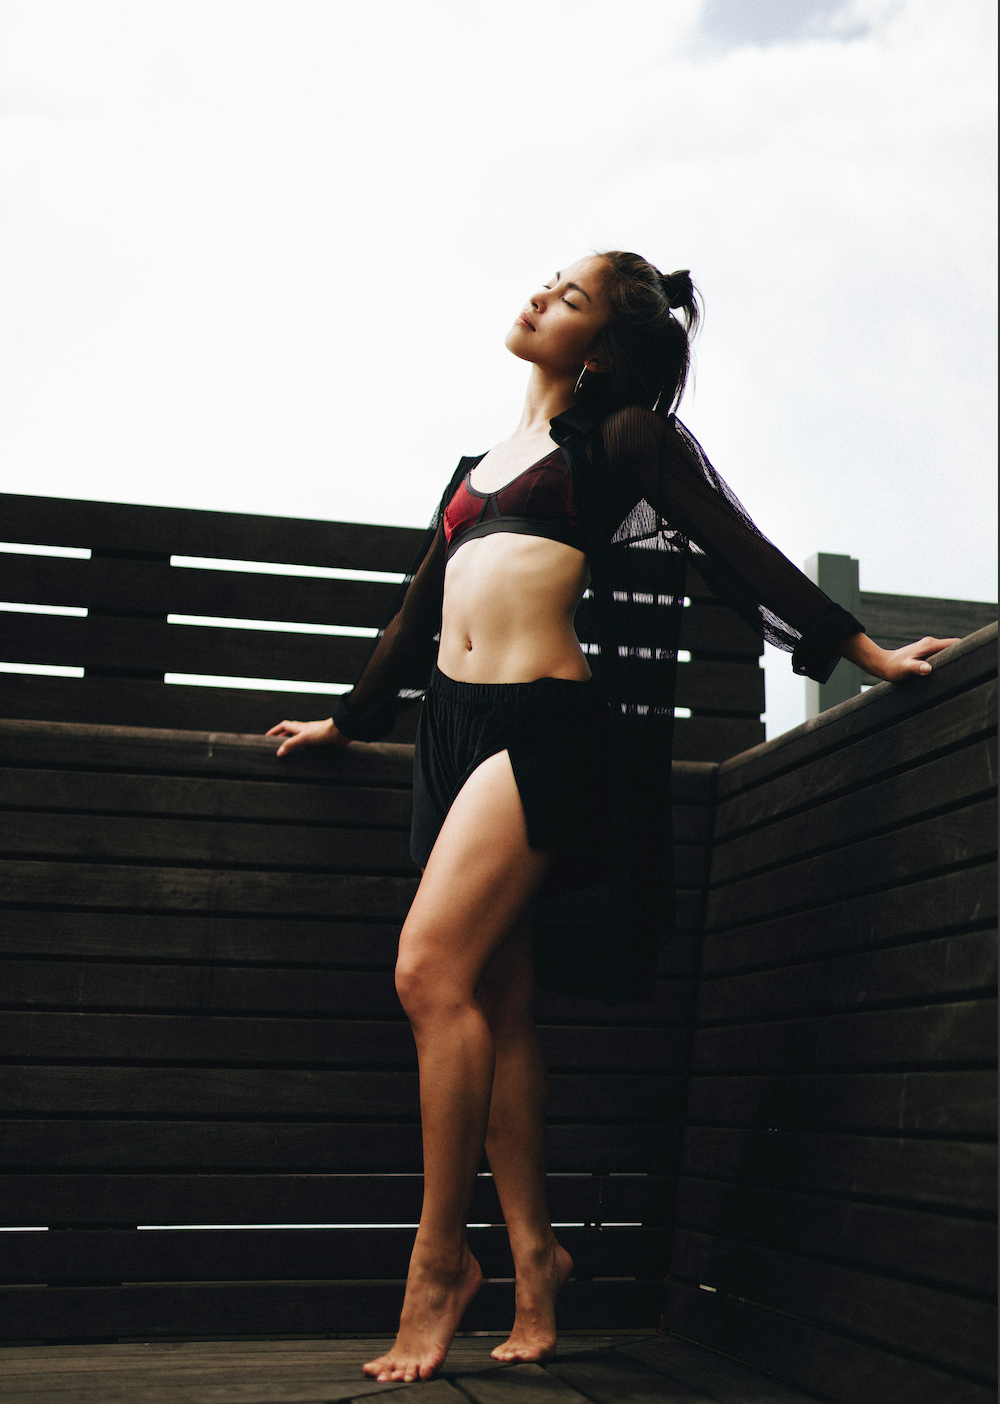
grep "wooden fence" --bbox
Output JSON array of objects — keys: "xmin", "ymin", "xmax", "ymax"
[
  {"xmin": 0, "ymin": 492, "xmax": 765, "ymax": 761},
  {"xmin": 0, "ymin": 486, "xmax": 994, "ymax": 1401},
  {"xmin": 0, "ymin": 722, "xmax": 714, "ymax": 1340},
  {"xmin": 667, "ymin": 623, "xmax": 997, "ymax": 1402}
]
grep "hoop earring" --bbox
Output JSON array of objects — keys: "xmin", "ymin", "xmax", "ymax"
[{"xmin": 575, "ymin": 367, "xmax": 587, "ymax": 395}]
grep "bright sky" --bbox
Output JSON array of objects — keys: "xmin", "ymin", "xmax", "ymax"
[{"xmin": 1, "ymin": 0, "xmax": 996, "ymax": 736}]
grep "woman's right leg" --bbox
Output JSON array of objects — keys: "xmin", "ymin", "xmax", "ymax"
[{"xmin": 362, "ymin": 749, "xmax": 552, "ymax": 1384}]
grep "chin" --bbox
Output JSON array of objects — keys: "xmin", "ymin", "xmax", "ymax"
[{"xmin": 504, "ymin": 327, "xmax": 536, "ymax": 361}]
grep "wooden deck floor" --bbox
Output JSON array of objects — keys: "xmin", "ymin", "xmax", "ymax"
[{"xmin": 0, "ymin": 1333, "xmax": 824, "ymax": 1403}]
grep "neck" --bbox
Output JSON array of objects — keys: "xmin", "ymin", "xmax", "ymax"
[{"xmin": 514, "ymin": 363, "xmax": 580, "ymax": 436}]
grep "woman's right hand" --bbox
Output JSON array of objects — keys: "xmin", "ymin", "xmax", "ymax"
[{"xmin": 265, "ymin": 717, "xmax": 351, "ymax": 757}]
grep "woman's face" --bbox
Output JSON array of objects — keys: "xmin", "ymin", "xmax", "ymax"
[{"xmin": 505, "ymin": 256, "xmax": 609, "ymax": 376}]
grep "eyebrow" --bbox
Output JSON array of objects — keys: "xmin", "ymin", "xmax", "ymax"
[{"xmin": 555, "ymin": 272, "xmax": 592, "ymax": 304}]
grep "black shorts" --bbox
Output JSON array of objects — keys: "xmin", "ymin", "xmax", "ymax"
[{"xmin": 411, "ymin": 666, "xmax": 614, "ymax": 881}]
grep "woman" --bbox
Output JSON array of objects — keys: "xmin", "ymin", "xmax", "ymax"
[{"xmin": 267, "ymin": 252, "xmax": 955, "ymax": 1383}]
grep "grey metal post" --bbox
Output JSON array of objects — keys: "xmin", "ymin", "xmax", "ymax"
[{"xmin": 805, "ymin": 553, "xmax": 863, "ymax": 718}]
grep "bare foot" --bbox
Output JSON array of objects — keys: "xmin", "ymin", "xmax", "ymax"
[
  {"xmin": 363, "ymin": 1243, "xmax": 483, "ymax": 1383},
  {"xmin": 491, "ymin": 1237, "xmax": 573, "ymax": 1363}
]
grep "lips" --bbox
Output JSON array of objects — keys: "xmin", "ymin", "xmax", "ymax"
[{"xmin": 517, "ymin": 312, "xmax": 535, "ymax": 330}]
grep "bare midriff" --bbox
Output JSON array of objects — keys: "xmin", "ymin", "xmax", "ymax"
[{"xmin": 437, "ymin": 532, "xmax": 592, "ymax": 685}]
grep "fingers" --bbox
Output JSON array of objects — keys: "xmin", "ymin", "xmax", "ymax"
[{"xmin": 265, "ymin": 720, "xmax": 300, "ymax": 738}]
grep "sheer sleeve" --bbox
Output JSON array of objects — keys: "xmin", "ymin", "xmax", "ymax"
[{"xmin": 602, "ymin": 406, "xmax": 864, "ymax": 683}]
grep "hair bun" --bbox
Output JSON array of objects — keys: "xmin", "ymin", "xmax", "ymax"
[{"xmin": 660, "ymin": 269, "xmax": 693, "ymax": 309}]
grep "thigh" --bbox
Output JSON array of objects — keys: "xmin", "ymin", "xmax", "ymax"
[{"xmin": 398, "ymin": 750, "xmax": 552, "ymax": 997}]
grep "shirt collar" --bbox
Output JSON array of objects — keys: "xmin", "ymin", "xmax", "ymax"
[{"xmin": 548, "ymin": 404, "xmax": 604, "ymax": 445}]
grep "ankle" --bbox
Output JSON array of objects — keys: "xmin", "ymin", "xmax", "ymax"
[
  {"xmin": 410, "ymin": 1232, "xmax": 470, "ymax": 1276},
  {"xmin": 507, "ymin": 1227, "xmax": 558, "ymax": 1265}
]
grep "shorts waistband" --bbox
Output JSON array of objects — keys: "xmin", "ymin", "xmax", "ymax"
[{"xmin": 429, "ymin": 665, "xmax": 599, "ymax": 709}]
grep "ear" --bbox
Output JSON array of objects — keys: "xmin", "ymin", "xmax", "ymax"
[{"xmin": 584, "ymin": 357, "xmax": 604, "ymax": 374}]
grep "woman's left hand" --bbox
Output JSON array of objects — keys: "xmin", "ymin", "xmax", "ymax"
[{"xmin": 841, "ymin": 631, "xmax": 961, "ymax": 683}]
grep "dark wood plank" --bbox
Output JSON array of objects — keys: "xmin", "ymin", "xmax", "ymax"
[
  {"xmin": 699, "ymin": 868, "xmax": 997, "ymax": 975},
  {"xmin": 0, "ymin": 551, "xmax": 400, "ymax": 626},
  {"xmin": 0, "ymin": 1225, "xmax": 670, "ymax": 1284},
  {"xmin": 714, "ymin": 680, "xmax": 998, "ymax": 840},
  {"xmin": 0, "ymin": 492, "xmax": 426, "ymax": 571},
  {"xmin": 1, "ymin": 959, "xmax": 690, "ymax": 1025},
  {"xmin": 674, "ymin": 1177, "xmax": 995, "ymax": 1293},
  {"xmin": 860, "ymin": 590, "xmax": 997, "ymax": 650},
  {"xmin": 684, "ymin": 1069, "xmax": 996, "ymax": 1135},
  {"xmin": 0, "ymin": 1066, "xmax": 682, "ymax": 1122},
  {"xmin": 619, "ymin": 1333, "xmax": 839, "ymax": 1403},
  {"xmin": 697, "ymin": 931, "xmax": 998, "ymax": 1023},
  {"xmin": 0, "ymin": 860, "xmax": 420, "ymax": 920},
  {"xmin": 711, "ymin": 738, "xmax": 996, "ymax": 884},
  {"xmin": 672, "ymin": 717, "xmax": 765, "ymax": 764},
  {"xmin": 0, "ymin": 1120, "xmax": 677, "ymax": 1173},
  {"xmin": 0, "ymin": 912, "xmax": 404, "ymax": 966},
  {"xmin": 705, "ymin": 799, "xmax": 997, "ymax": 930},
  {"xmin": 3, "ymin": 611, "xmax": 375, "ymax": 683},
  {"xmin": 0, "ymin": 1277, "xmax": 663, "ymax": 1341},
  {"xmin": 0, "ymin": 717, "xmax": 417, "ymax": 784},
  {"xmin": 0, "ymin": 674, "xmax": 422, "ymax": 744},
  {"xmin": 0, "ymin": 767, "xmax": 414, "ymax": 827},
  {"xmin": 674, "ymin": 660, "xmax": 764, "ymax": 714},
  {"xmin": 691, "ymin": 999, "xmax": 996, "ymax": 1071},
  {"xmin": 0, "ymin": 1172, "xmax": 674, "ymax": 1226},
  {"xmin": 543, "ymin": 1353, "xmax": 711, "ymax": 1404},
  {"xmin": 678, "ymin": 604, "xmax": 763, "ymax": 657},
  {"xmin": 1, "ymin": 811, "xmax": 418, "ymax": 873},
  {"xmin": 680, "ymin": 1127, "xmax": 996, "ymax": 1213},
  {"xmin": 0, "ymin": 1013, "xmax": 686, "ymax": 1072},
  {"xmin": 715, "ymin": 626, "xmax": 997, "ymax": 799},
  {"xmin": 0, "ymin": 961, "xmax": 407, "ymax": 1015},
  {"xmin": 670, "ymin": 1229, "xmax": 995, "ymax": 1379},
  {"xmin": 664, "ymin": 1280, "xmax": 996, "ymax": 1404}
]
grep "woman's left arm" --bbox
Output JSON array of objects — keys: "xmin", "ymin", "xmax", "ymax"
[{"xmin": 838, "ymin": 631, "xmax": 960, "ymax": 683}]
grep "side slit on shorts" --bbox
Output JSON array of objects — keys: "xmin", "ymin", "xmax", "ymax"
[{"xmin": 411, "ymin": 666, "xmax": 614, "ymax": 892}]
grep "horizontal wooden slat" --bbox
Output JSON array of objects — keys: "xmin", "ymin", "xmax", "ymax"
[
  {"xmin": 860, "ymin": 590, "xmax": 997, "ymax": 650},
  {"xmin": 0, "ymin": 859, "xmax": 420, "ymax": 920},
  {"xmin": 0, "ymin": 1173, "xmax": 673, "ymax": 1226},
  {"xmin": 670, "ymin": 1229, "xmax": 994, "ymax": 1380},
  {"xmin": 1, "ymin": 959, "xmax": 691, "ymax": 1025},
  {"xmin": 1, "ymin": 1225, "xmax": 669, "ymax": 1285},
  {"xmin": 3, "ymin": 611, "xmax": 374, "ymax": 683},
  {"xmin": 705, "ymin": 800, "xmax": 996, "ymax": 930},
  {"xmin": 0, "ymin": 811, "xmax": 418, "ymax": 873},
  {"xmin": 697, "ymin": 930, "xmax": 997, "ymax": 1023},
  {"xmin": 664, "ymin": 1279, "xmax": 995, "ymax": 1404},
  {"xmin": 0, "ymin": 766, "xmax": 414, "ymax": 827},
  {"xmin": 700, "ymin": 866, "xmax": 997, "ymax": 975},
  {"xmin": 0, "ymin": 1277, "xmax": 662, "ymax": 1341},
  {"xmin": 0, "ymin": 1121, "xmax": 678, "ymax": 1173},
  {"xmin": 714, "ymin": 680, "xmax": 998, "ymax": 841},
  {"xmin": 0, "ymin": 912, "xmax": 405, "ymax": 965},
  {"xmin": 715, "ymin": 626, "xmax": 997, "ymax": 800},
  {"xmin": 685, "ymin": 1069, "xmax": 996, "ymax": 1134},
  {"xmin": 0, "ymin": 1067, "xmax": 682, "ymax": 1121},
  {"xmin": 0, "ymin": 717, "xmax": 417, "ymax": 783},
  {"xmin": 671, "ymin": 717, "xmax": 764, "ymax": 763},
  {"xmin": 0, "ymin": 673, "xmax": 423, "ymax": 743},
  {"xmin": 0, "ymin": 552, "xmax": 399, "ymax": 626},
  {"xmin": 690, "ymin": 1000, "xmax": 996, "ymax": 1070},
  {"xmin": 0, "ymin": 493, "xmax": 427, "ymax": 572},
  {"xmin": 711, "ymin": 739, "xmax": 996, "ymax": 884},
  {"xmin": 0, "ymin": 1013, "xmax": 686, "ymax": 1072},
  {"xmin": 680, "ymin": 1127, "xmax": 996, "ymax": 1213},
  {"xmin": 674, "ymin": 1177, "xmax": 995, "ymax": 1293}
]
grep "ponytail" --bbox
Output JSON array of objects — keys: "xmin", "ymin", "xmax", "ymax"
[{"xmin": 576, "ymin": 251, "xmax": 701, "ymax": 415}]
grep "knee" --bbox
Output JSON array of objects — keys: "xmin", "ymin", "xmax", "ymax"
[{"xmin": 394, "ymin": 952, "xmax": 464, "ymax": 1026}]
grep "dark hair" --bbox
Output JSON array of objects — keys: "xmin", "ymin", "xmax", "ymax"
[{"xmin": 577, "ymin": 251, "xmax": 700, "ymax": 415}]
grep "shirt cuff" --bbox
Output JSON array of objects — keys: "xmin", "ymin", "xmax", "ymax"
[{"xmin": 791, "ymin": 604, "xmax": 865, "ymax": 683}]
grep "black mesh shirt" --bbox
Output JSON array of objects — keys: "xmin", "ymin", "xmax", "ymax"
[{"xmin": 332, "ymin": 405, "xmax": 864, "ymax": 1001}]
